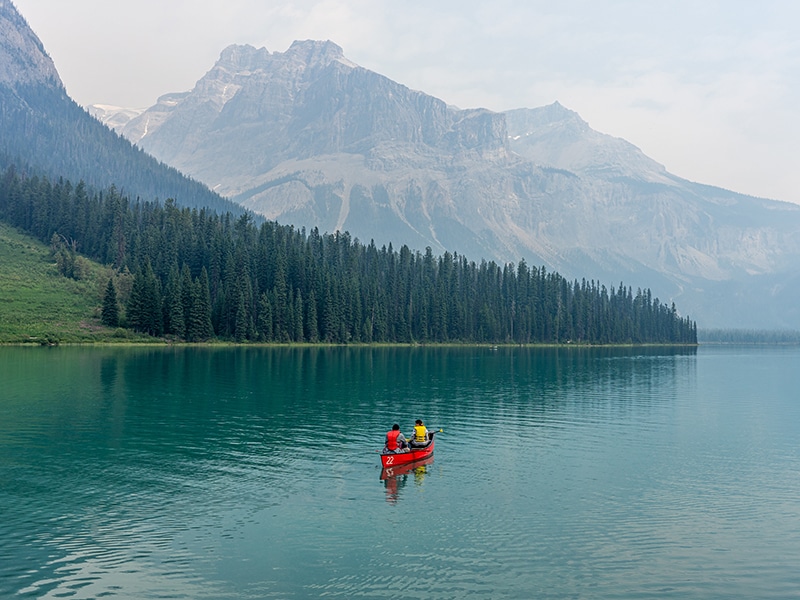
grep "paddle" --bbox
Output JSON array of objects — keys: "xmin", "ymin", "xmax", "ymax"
[{"xmin": 407, "ymin": 428, "xmax": 443, "ymax": 435}]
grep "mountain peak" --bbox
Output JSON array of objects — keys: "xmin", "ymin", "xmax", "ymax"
[
  {"xmin": 0, "ymin": 0, "xmax": 63, "ymax": 88},
  {"xmin": 216, "ymin": 44, "xmax": 272, "ymax": 70},
  {"xmin": 286, "ymin": 39, "xmax": 347, "ymax": 66},
  {"xmin": 506, "ymin": 102, "xmax": 588, "ymax": 133},
  {"xmin": 505, "ymin": 102, "xmax": 666, "ymax": 180},
  {"xmin": 212, "ymin": 40, "xmax": 356, "ymax": 75}
]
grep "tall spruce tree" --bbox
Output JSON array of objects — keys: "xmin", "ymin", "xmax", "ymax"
[
  {"xmin": 126, "ymin": 262, "xmax": 163, "ymax": 335},
  {"xmin": 257, "ymin": 292, "xmax": 273, "ymax": 341},
  {"xmin": 186, "ymin": 267, "xmax": 214, "ymax": 341},
  {"xmin": 126, "ymin": 268, "xmax": 147, "ymax": 333},
  {"xmin": 101, "ymin": 277, "xmax": 120, "ymax": 327},
  {"xmin": 234, "ymin": 290, "xmax": 248, "ymax": 343},
  {"xmin": 163, "ymin": 264, "xmax": 185, "ymax": 337}
]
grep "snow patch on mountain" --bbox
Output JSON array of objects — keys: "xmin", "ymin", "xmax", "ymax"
[{"xmin": 88, "ymin": 104, "xmax": 145, "ymax": 129}]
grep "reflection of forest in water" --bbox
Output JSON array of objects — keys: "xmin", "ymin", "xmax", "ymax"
[
  {"xmin": 381, "ymin": 456, "xmax": 434, "ymax": 504},
  {"xmin": 6, "ymin": 346, "xmax": 800, "ymax": 599}
]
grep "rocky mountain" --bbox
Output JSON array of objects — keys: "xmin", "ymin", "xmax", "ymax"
[
  {"xmin": 91, "ymin": 41, "xmax": 800, "ymax": 330},
  {"xmin": 0, "ymin": 1, "xmax": 240, "ymax": 215},
  {"xmin": 505, "ymin": 103, "xmax": 669, "ymax": 181},
  {"xmin": 0, "ymin": 0, "xmax": 61, "ymax": 88}
]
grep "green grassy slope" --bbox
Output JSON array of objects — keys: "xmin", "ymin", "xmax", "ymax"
[{"xmin": 0, "ymin": 222, "xmax": 125, "ymax": 343}]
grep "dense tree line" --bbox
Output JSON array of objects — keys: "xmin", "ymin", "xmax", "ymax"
[{"xmin": 0, "ymin": 167, "xmax": 697, "ymax": 344}]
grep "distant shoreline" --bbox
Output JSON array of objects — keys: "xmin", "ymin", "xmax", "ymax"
[{"xmin": 0, "ymin": 339, "xmax": 700, "ymax": 348}]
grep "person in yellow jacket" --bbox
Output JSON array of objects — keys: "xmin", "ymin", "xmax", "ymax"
[{"xmin": 409, "ymin": 419, "xmax": 430, "ymax": 448}]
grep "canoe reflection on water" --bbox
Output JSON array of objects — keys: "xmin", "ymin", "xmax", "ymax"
[{"xmin": 380, "ymin": 455, "xmax": 434, "ymax": 504}]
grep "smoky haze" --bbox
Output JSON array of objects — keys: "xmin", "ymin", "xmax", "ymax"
[{"xmin": 11, "ymin": 0, "xmax": 800, "ymax": 206}]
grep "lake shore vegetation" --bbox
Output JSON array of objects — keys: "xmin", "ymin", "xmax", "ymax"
[{"xmin": 0, "ymin": 167, "xmax": 696, "ymax": 345}]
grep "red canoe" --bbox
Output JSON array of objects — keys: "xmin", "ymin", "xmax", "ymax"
[
  {"xmin": 380, "ymin": 431, "xmax": 436, "ymax": 468},
  {"xmin": 380, "ymin": 454, "xmax": 434, "ymax": 480}
]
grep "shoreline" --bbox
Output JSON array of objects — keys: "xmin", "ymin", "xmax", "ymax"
[{"xmin": 0, "ymin": 339, "xmax": 700, "ymax": 348}]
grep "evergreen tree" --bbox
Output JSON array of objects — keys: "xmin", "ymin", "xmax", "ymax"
[
  {"xmin": 126, "ymin": 268, "xmax": 147, "ymax": 333},
  {"xmin": 163, "ymin": 264, "xmax": 185, "ymax": 337},
  {"xmin": 180, "ymin": 263, "xmax": 194, "ymax": 336},
  {"xmin": 187, "ymin": 267, "xmax": 214, "ymax": 341},
  {"xmin": 126, "ymin": 262, "xmax": 162, "ymax": 335},
  {"xmin": 234, "ymin": 290, "xmax": 248, "ymax": 343},
  {"xmin": 294, "ymin": 290, "xmax": 304, "ymax": 342},
  {"xmin": 101, "ymin": 277, "xmax": 120, "ymax": 327},
  {"xmin": 257, "ymin": 292, "xmax": 273, "ymax": 341},
  {"xmin": 305, "ymin": 289, "xmax": 319, "ymax": 342},
  {"xmin": 142, "ymin": 261, "xmax": 163, "ymax": 336}
]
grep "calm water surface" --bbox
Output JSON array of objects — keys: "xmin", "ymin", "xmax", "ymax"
[{"xmin": 1, "ymin": 345, "xmax": 799, "ymax": 599}]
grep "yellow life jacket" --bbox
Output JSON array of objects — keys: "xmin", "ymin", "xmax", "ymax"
[{"xmin": 413, "ymin": 425, "xmax": 427, "ymax": 443}]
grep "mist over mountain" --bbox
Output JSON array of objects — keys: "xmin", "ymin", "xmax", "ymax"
[
  {"xmin": 90, "ymin": 41, "xmax": 800, "ymax": 329},
  {"xmin": 0, "ymin": 1, "xmax": 240, "ymax": 215}
]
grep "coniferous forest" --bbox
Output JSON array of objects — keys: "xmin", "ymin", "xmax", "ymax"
[{"xmin": 0, "ymin": 167, "xmax": 697, "ymax": 344}]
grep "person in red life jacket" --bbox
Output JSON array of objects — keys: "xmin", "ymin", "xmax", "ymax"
[
  {"xmin": 409, "ymin": 419, "xmax": 430, "ymax": 448},
  {"xmin": 384, "ymin": 423, "xmax": 409, "ymax": 453}
]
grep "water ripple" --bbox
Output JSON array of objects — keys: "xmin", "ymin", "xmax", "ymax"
[{"xmin": 3, "ymin": 346, "xmax": 800, "ymax": 598}]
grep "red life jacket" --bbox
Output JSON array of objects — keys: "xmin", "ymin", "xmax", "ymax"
[{"xmin": 386, "ymin": 429, "xmax": 401, "ymax": 451}]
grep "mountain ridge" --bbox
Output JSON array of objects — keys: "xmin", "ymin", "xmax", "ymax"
[
  {"xmin": 89, "ymin": 40, "xmax": 800, "ymax": 329},
  {"xmin": 505, "ymin": 103, "xmax": 670, "ymax": 182}
]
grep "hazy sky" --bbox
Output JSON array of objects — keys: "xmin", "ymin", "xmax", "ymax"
[{"xmin": 12, "ymin": 0, "xmax": 800, "ymax": 204}]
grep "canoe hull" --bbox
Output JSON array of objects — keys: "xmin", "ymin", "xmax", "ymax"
[
  {"xmin": 380, "ymin": 454, "xmax": 434, "ymax": 480},
  {"xmin": 380, "ymin": 432, "xmax": 435, "ymax": 468}
]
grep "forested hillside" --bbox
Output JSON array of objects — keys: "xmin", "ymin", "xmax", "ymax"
[
  {"xmin": 0, "ymin": 168, "xmax": 697, "ymax": 345},
  {"xmin": 0, "ymin": 84, "xmax": 243, "ymax": 216}
]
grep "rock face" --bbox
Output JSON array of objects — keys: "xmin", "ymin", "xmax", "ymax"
[
  {"xmin": 506, "ymin": 103, "xmax": 668, "ymax": 181},
  {"xmin": 0, "ymin": 0, "xmax": 62, "ymax": 88},
  {"xmin": 92, "ymin": 41, "xmax": 800, "ymax": 330},
  {"xmin": 96, "ymin": 41, "xmax": 517, "ymax": 260},
  {"xmin": 106, "ymin": 41, "xmax": 508, "ymax": 188}
]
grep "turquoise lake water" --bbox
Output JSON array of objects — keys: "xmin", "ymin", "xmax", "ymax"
[{"xmin": 1, "ymin": 345, "xmax": 799, "ymax": 598}]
